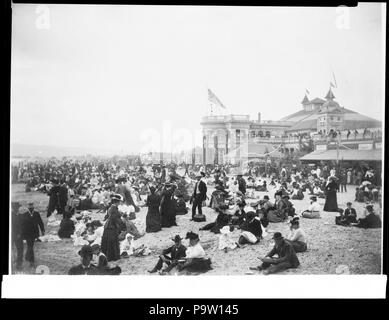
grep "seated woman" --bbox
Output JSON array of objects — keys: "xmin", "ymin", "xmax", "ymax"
[
  {"xmin": 199, "ymin": 204, "xmax": 230, "ymax": 234},
  {"xmin": 177, "ymin": 232, "xmax": 212, "ymax": 273},
  {"xmin": 282, "ymin": 195, "xmax": 296, "ymax": 217},
  {"xmin": 301, "ymin": 196, "xmax": 321, "ymax": 219},
  {"xmin": 343, "ymin": 202, "xmax": 357, "ymax": 224},
  {"xmin": 255, "ymin": 180, "xmax": 268, "ymax": 192},
  {"xmin": 174, "ymin": 193, "xmax": 188, "ymax": 215},
  {"xmin": 267, "ymin": 191, "xmax": 288, "ymax": 223},
  {"xmin": 91, "ymin": 243, "xmax": 121, "ymax": 275},
  {"xmin": 291, "ymin": 185, "xmax": 304, "ymax": 200},
  {"xmin": 58, "ymin": 211, "xmax": 75, "ymax": 238},
  {"xmin": 285, "ymin": 218, "xmax": 307, "ymax": 253},
  {"xmin": 238, "ymin": 211, "xmax": 262, "ymax": 245},
  {"xmin": 218, "ymin": 225, "xmax": 238, "ymax": 252},
  {"xmin": 352, "ymin": 204, "xmax": 381, "ymax": 229},
  {"xmin": 89, "ymin": 220, "xmax": 104, "ymax": 246},
  {"xmin": 354, "ymin": 187, "xmax": 365, "ymax": 202},
  {"xmin": 231, "ymin": 200, "xmax": 246, "ymax": 226},
  {"xmin": 121, "ymin": 213, "xmax": 144, "ymax": 240}
]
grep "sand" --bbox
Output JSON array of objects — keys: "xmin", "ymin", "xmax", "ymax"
[{"xmin": 10, "ymin": 182, "xmax": 382, "ymax": 275}]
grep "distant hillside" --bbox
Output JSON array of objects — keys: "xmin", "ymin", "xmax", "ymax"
[{"xmin": 10, "ymin": 143, "xmax": 131, "ymax": 158}]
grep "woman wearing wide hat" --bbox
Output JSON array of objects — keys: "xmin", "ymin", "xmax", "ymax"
[
  {"xmin": 145, "ymin": 186, "xmax": 162, "ymax": 233},
  {"xmin": 323, "ymin": 176, "xmax": 339, "ymax": 212},
  {"xmin": 101, "ymin": 194, "xmax": 126, "ymax": 261},
  {"xmin": 160, "ymin": 183, "xmax": 178, "ymax": 228}
]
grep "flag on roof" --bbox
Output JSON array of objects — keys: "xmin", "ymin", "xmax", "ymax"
[
  {"xmin": 208, "ymin": 88, "xmax": 226, "ymax": 109},
  {"xmin": 305, "ymin": 89, "xmax": 310, "ymax": 95},
  {"xmin": 330, "ymin": 82, "xmax": 336, "ymax": 88}
]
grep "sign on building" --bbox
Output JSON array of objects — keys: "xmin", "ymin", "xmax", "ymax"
[
  {"xmin": 316, "ymin": 144, "xmax": 327, "ymax": 151},
  {"xmin": 358, "ymin": 143, "xmax": 373, "ymax": 150}
]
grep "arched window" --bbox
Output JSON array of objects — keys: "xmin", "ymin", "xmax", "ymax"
[
  {"xmin": 265, "ymin": 131, "xmax": 271, "ymax": 138},
  {"xmin": 258, "ymin": 131, "xmax": 263, "ymax": 137}
]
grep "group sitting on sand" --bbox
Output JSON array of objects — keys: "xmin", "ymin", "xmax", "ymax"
[{"xmin": 13, "ymin": 159, "xmax": 382, "ymax": 276}]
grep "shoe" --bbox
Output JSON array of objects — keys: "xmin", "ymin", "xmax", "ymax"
[
  {"xmin": 249, "ymin": 266, "xmax": 260, "ymax": 271},
  {"xmin": 148, "ymin": 268, "xmax": 158, "ymax": 273}
]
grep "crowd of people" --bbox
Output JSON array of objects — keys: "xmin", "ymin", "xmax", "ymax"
[{"xmin": 11, "ymin": 158, "xmax": 382, "ymax": 275}]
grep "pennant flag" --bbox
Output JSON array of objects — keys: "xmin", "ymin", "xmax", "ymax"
[
  {"xmin": 330, "ymin": 82, "xmax": 336, "ymax": 88},
  {"xmin": 305, "ymin": 89, "xmax": 310, "ymax": 95},
  {"xmin": 208, "ymin": 88, "xmax": 226, "ymax": 109},
  {"xmin": 332, "ymin": 72, "xmax": 338, "ymax": 88}
]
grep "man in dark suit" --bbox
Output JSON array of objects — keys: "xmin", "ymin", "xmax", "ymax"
[
  {"xmin": 191, "ymin": 172, "xmax": 207, "ymax": 220},
  {"xmin": 12, "ymin": 202, "xmax": 23, "ymax": 270},
  {"xmin": 148, "ymin": 235, "xmax": 187, "ymax": 274},
  {"xmin": 47, "ymin": 179, "xmax": 60, "ymax": 217},
  {"xmin": 21, "ymin": 202, "xmax": 45, "ymax": 266}
]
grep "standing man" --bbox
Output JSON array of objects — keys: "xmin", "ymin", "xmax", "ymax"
[
  {"xmin": 47, "ymin": 179, "xmax": 60, "ymax": 217},
  {"xmin": 237, "ymin": 174, "xmax": 246, "ymax": 195},
  {"xmin": 21, "ymin": 202, "xmax": 45, "ymax": 267},
  {"xmin": 190, "ymin": 172, "xmax": 207, "ymax": 221},
  {"xmin": 339, "ymin": 170, "xmax": 347, "ymax": 193},
  {"xmin": 12, "ymin": 202, "xmax": 23, "ymax": 270}
]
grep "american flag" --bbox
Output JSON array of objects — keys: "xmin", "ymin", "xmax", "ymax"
[{"xmin": 208, "ymin": 88, "xmax": 226, "ymax": 109}]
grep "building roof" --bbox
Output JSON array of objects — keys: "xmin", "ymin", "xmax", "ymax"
[
  {"xmin": 284, "ymin": 106, "xmax": 381, "ymax": 133},
  {"xmin": 325, "ymin": 88, "xmax": 336, "ymax": 100},
  {"xmin": 300, "ymin": 149, "xmax": 382, "ymax": 161},
  {"xmin": 310, "ymin": 97, "xmax": 326, "ymax": 104},
  {"xmin": 301, "ymin": 94, "xmax": 310, "ymax": 105}
]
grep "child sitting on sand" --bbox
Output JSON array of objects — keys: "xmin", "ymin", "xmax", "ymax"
[{"xmin": 218, "ymin": 225, "xmax": 238, "ymax": 252}]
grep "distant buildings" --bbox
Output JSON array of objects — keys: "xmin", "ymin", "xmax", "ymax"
[{"xmin": 201, "ymin": 88, "xmax": 382, "ymax": 165}]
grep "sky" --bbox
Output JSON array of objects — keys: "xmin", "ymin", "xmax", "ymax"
[{"xmin": 11, "ymin": 3, "xmax": 385, "ymax": 154}]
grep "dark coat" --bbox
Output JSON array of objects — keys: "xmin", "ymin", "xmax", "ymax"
[
  {"xmin": 192, "ymin": 180, "xmax": 207, "ymax": 202},
  {"xmin": 241, "ymin": 218, "xmax": 262, "ymax": 238},
  {"xmin": 101, "ymin": 204, "xmax": 126, "ymax": 261},
  {"xmin": 146, "ymin": 193, "xmax": 162, "ymax": 233},
  {"xmin": 324, "ymin": 181, "xmax": 339, "ymax": 212},
  {"xmin": 21, "ymin": 210, "xmax": 45, "ymax": 239},
  {"xmin": 68, "ymin": 263, "xmax": 100, "ymax": 275},
  {"xmin": 162, "ymin": 244, "xmax": 187, "ymax": 261},
  {"xmin": 266, "ymin": 239, "xmax": 300, "ymax": 268},
  {"xmin": 58, "ymin": 218, "xmax": 75, "ymax": 238},
  {"xmin": 160, "ymin": 188, "xmax": 177, "ymax": 228}
]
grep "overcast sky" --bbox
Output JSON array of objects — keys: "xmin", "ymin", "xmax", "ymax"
[{"xmin": 11, "ymin": 3, "xmax": 385, "ymax": 154}]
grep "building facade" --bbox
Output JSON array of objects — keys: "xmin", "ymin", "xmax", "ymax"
[{"xmin": 201, "ymin": 88, "xmax": 382, "ymax": 165}]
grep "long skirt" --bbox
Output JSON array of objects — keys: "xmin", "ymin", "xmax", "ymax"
[
  {"xmin": 146, "ymin": 207, "xmax": 162, "ymax": 233},
  {"xmin": 101, "ymin": 229, "xmax": 120, "ymax": 262},
  {"xmin": 161, "ymin": 199, "xmax": 177, "ymax": 228},
  {"xmin": 323, "ymin": 191, "xmax": 338, "ymax": 212},
  {"xmin": 267, "ymin": 210, "xmax": 284, "ymax": 223}
]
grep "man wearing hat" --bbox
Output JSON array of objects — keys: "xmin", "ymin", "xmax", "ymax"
[
  {"xmin": 47, "ymin": 179, "xmax": 61, "ymax": 217},
  {"xmin": 20, "ymin": 202, "xmax": 45, "ymax": 267},
  {"xmin": 148, "ymin": 235, "xmax": 187, "ymax": 274},
  {"xmin": 190, "ymin": 172, "xmax": 207, "ymax": 221},
  {"xmin": 301, "ymin": 196, "xmax": 321, "ymax": 219},
  {"xmin": 251, "ymin": 232, "xmax": 300, "ymax": 274},
  {"xmin": 177, "ymin": 232, "xmax": 212, "ymax": 273},
  {"xmin": 68, "ymin": 245, "xmax": 99, "ymax": 275},
  {"xmin": 12, "ymin": 202, "xmax": 24, "ymax": 270}
]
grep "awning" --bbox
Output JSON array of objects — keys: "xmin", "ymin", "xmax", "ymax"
[{"xmin": 300, "ymin": 149, "xmax": 383, "ymax": 161}]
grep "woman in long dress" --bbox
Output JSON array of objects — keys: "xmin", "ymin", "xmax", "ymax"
[
  {"xmin": 101, "ymin": 195, "xmax": 126, "ymax": 261},
  {"xmin": 145, "ymin": 186, "xmax": 162, "ymax": 233},
  {"xmin": 160, "ymin": 184, "xmax": 177, "ymax": 228},
  {"xmin": 323, "ymin": 176, "xmax": 339, "ymax": 212}
]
